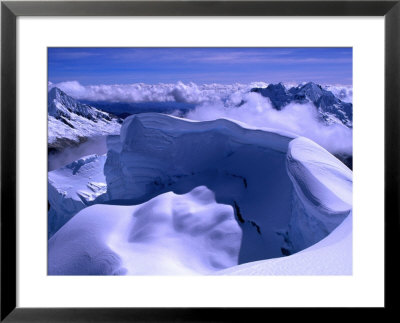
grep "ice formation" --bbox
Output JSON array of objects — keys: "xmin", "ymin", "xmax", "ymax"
[
  {"xmin": 103, "ymin": 114, "xmax": 352, "ymax": 263},
  {"xmin": 48, "ymin": 113, "xmax": 352, "ymax": 275}
]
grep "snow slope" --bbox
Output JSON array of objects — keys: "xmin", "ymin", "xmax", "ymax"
[
  {"xmin": 48, "ymin": 87, "xmax": 121, "ymax": 151},
  {"xmin": 48, "ymin": 186, "xmax": 242, "ymax": 275},
  {"xmin": 104, "ymin": 113, "xmax": 352, "ymax": 265},
  {"xmin": 215, "ymin": 212, "xmax": 352, "ymax": 275},
  {"xmin": 48, "ymin": 154, "xmax": 108, "ymax": 237}
]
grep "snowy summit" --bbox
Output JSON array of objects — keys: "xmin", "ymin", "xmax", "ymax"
[{"xmin": 48, "ymin": 87, "xmax": 121, "ymax": 152}]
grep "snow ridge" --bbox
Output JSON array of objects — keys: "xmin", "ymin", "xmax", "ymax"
[{"xmin": 48, "ymin": 87, "xmax": 121, "ymax": 151}]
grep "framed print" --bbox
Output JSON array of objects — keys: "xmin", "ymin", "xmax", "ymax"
[{"xmin": 1, "ymin": 0, "xmax": 399, "ymax": 321}]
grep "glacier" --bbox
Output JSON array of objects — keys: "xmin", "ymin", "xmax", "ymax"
[{"xmin": 48, "ymin": 113, "xmax": 352, "ymax": 275}]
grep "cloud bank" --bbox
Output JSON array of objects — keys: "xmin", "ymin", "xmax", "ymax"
[
  {"xmin": 187, "ymin": 92, "xmax": 353, "ymax": 155},
  {"xmin": 48, "ymin": 81, "xmax": 352, "ymax": 155},
  {"xmin": 49, "ymin": 80, "xmax": 352, "ymax": 104},
  {"xmin": 48, "ymin": 81, "xmax": 266, "ymax": 104}
]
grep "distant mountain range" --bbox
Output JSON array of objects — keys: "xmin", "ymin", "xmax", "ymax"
[
  {"xmin": 48, "ymin": 82, "xmax": 352, "ymax": 154},
  {"xmin": 251, "ymin": 82, "xmax": 352, "ymax": 127}
]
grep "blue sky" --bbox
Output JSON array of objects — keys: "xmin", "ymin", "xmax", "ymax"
[{"xmin": 48, "ymin": 47, "xmax": 352, "ymax": 85}]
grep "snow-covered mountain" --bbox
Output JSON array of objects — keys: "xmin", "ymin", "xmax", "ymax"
[
  {"xmin": 48, "ymin": 87, "xmax": 121, "ymax": 152},
  {"xmin": 49, "ymin": 80, "xmax": 351, "ymax": 105},
  {"xmin": 48, "ymin": 113, "xmax": 352, "ymax": 275},
  {"xmin": 251, "ymin": 82, "xmax": 353, "ymax": 127}
]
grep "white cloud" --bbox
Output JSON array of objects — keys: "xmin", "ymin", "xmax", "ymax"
[
  {"xmin": 49, "ymin": 80, "xmax": 352, "ymax": 104},
  {"xmin": 48, "ymin": 80, "xmax": 266, "ymax": 104},
  {"xmin": 325, "ymin": 85, "xmax": 353, "ymax": 103},
  {"xmin": 48, "ymin": 81, "xmax": 352, "ymax": 154},
  {"xmin": 187, "ymin": 92, "xmax": 353, "ymax": 155}
]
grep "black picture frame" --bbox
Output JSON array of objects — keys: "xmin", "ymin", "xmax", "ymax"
[{"xmin": 1, "ymin": 0, "xmax": 399, "ymax": 321}]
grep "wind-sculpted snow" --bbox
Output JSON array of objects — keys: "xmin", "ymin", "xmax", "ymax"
[
  {"xmin": 103, "ymin": 113, "xmax": 352, "ymax": 266},
  {"xmin": 48, "ymin": 154, "xmax": 108, "ymax": 238},
  {"xmin": 48, "ymin": 87, "xmax": 121, "ymax": 151},
  {"xmin": 48, "ymin": 186, "xmax": 242, "ymax": 275},
  {"xmin": 282, "ymin": 137, "xmax": 353, "ymax": 254}
]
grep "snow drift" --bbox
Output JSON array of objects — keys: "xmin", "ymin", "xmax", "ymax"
[
  {"xmin": 283, "ymin": 137, "xmax": 352, "ymax": 255},
  {"xmin": 48, "ymin": 186, "xmax": 242, "ymax": 275}
]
